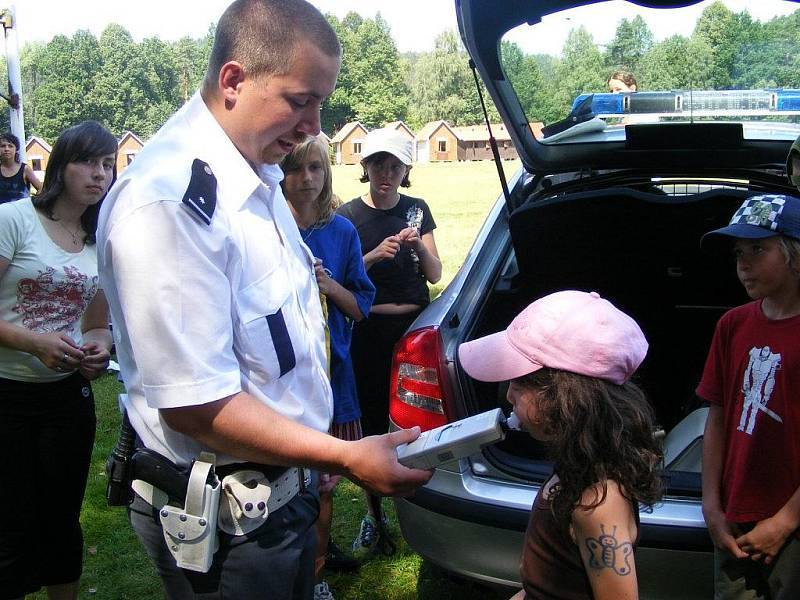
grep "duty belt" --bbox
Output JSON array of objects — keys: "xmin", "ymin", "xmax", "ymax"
[{"xmin": 132, "ymin": 459, "xmax": 310, "ymax": 533}]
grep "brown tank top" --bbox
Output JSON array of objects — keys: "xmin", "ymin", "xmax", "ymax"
[{"xmin": 519, "ymin": 477, "xmax": 640, "ymax": 600}]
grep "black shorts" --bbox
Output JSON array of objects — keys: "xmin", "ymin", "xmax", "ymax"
[{"xmin": 0, "ymin": 373, "xmax": 96, "ymax": 599}]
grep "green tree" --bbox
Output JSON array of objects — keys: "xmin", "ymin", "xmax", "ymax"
[
  {"xmin": 321, "ymin": 14, "xmax": 356, "ymax": 134},
  {"xmin": 173, "ymin": 36, "xmax": 203, "ymax": 103},
  {"xmin": 551, "ymin": 27, "xmax": 605, "ymax": 120},
  {"xmin": 692, "ymin": 1, "xmax": 740, "ymax": 89},
  {"xmin": 89, "ymin": 24, "xmax": 184, "ymax": 138},
  {"xmin": 19, "ymin": 42, "xmax": 46, "ymax": 136},
  {"xmin": 734, "ymin": 10, "xmax": 800, "ymax": 89},
  {"xmin": 407, "ymin": 30, "xmax": 498, "ymax": 129},
  {"xmin": 501, "ymin": 41, "xmax": 558, "ymax": 124},
  {"xmin": 90, "ymin": 24, "xmax": 146, "ymax": 135},
  {"xmin": 347, "ymin": 14, "xmax": 409, "ymax": 129},
  {"xmin": 605, "ymin": 15, "xmax": 654, "ymax": 75},
  {"xmin": 322, "ymin": 12, "xmax": 409, "ymax": 133},
  {"xmin": 638, "ymin": 35, "xmax": 715, "ymax": 90},
  {"xmin": 31, "ymin": 31, "xmax": 103, "ymax": 140}
]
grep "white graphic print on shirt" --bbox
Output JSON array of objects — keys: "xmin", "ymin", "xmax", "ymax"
[
  {"xmin": 405, "ymin": 205, "xmax": 423, "ymax": 269},
  {"xmin": 739, "ymin": 345, "xmax": 783, "ymax": 435}
]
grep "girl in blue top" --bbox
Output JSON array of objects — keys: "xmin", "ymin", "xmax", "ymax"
[{"xmin": 281, "ymin": 135, "xmax": 376, "ymax": 594}]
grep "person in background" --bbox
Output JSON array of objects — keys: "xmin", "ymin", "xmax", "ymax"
[
  {"xmin": 281, "ymin": 135, "xmax": 375, "ymax": 599},
  {"xmin": 607, "ymin": 70, "xmax": 638, "ymax": 93},
  {"xmin": 0, "ymin": 132, "xmax": 42, "ymax": 203},
  {"xmin": 97, "ymin": 2, "xmax": 431, "ymax": 598},
  {"xmin": 698, "ymin": 193, "xmax": 800, "ymax": 599},
  {"xmin": 338, "ymin": 127, "xmax": 442, "ymax": 560},
  {"xmin": 458, "ymin": 290, "xmax": 662, "ymax": 600},
  {"xmin": 0, "ymin": 120, "xmax": 115, "ymax": 600}
]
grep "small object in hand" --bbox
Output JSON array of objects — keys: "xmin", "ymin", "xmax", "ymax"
[{"xmin": 62, "ymin": 353, "xmax": 69, "ymax": 363}]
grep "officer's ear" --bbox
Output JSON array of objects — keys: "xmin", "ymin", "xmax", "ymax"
[{"xmin": 218, "ymin": 61, "xmax": 247, "ymax": 107}]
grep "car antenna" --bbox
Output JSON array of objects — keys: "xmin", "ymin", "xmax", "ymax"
[{"xmin": 469, "ymin": 59, "xmax": 512, "ymax": 210}]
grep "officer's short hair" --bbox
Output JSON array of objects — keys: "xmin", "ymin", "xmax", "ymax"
[{"xmin": 203, "ymin": 0, "xmax": 340, "ymax": 93}]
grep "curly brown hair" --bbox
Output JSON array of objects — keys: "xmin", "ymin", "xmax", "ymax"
[{"xmin": 517, "ymin": 368, "xmax": 662, "ymax": 531}]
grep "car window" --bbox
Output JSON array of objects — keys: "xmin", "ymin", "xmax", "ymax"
[{"xmin": 500, "ymin": 0, "xmax": 800, "ymax": 142}]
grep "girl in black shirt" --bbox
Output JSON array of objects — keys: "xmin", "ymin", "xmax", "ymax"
[{"xmin": 338, "ymin": 127, "xmax": 441, "ymax": 560}]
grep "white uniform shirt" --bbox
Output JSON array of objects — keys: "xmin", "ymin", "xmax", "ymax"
[{"xmin": 97, "ymin": 93, "xmax": 333, "ymax": 466}]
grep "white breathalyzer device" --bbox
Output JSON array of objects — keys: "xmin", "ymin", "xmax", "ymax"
[{"xmin": 396, "ymin": 408, "xmax": 519, "ymax": 469}]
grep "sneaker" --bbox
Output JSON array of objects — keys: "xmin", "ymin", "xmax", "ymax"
[
  {"xmin": 325, "ymin": 538, "xmax": 360, "ymax": 572},
  {"xmin": 351, "ymin": 515, "xmax": 380, "ymax": 560},
  {"xmin": 313, "ymin": 581, "xmax": 334, "ymax": 600}
]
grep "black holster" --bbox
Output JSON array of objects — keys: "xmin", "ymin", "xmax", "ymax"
[{"xmin": 106, "ymin": 410, "xmax": 136, "ymax": 506}]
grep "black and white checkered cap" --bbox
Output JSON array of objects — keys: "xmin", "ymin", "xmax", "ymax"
[{"xmin": 701, "ymin": 194, "xmax": 800, "ymax": 253}]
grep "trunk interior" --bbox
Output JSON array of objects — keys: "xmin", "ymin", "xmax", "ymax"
[{"xmin": 469, "ymin": 184, "xmax": 754, "ymax": 496}]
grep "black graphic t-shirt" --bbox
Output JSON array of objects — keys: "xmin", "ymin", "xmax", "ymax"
[{"xmin": 338, "ymin": 194, "xmax": 436, "ymax": 307}]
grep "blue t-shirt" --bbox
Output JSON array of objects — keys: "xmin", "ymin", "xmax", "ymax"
[{"xmin": 300, "ymin": 214, "xmax": 375, "ymax": 424}]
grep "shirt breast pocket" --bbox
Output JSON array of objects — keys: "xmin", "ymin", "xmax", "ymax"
[{"xmin": 236, "ymin": 271, "xmax": 297, "ymax": 381}]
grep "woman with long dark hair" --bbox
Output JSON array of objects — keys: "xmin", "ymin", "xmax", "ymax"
[
  {"xmin": 0, "ymin": 121, "xmax": 116, "ymax": 600},
  {"xmin": 0, "ymin": 132, "xmax": 42, "ymax": 203}
]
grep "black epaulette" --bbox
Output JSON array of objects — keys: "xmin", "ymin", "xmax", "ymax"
[{"xmin": 181, "ymin": 159, "xmax": 217, "ymax": 225}]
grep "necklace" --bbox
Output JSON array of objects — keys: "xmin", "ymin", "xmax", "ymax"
[{"xmin": 54, "ymin": 219, "xmax": 84, "ymax": 247}]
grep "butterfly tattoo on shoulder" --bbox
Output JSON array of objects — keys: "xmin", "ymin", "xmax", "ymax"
[{"xmin": 585, "ymin": 524, "xmax": 633, "ymax": 576}]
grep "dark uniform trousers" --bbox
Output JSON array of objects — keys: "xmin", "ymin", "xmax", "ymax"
[{"xmin": 128, "ymin": 477, "xmax": 319, "ymax": 600}]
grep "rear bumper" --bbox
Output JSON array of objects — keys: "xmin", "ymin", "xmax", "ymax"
[{"xmin": 396, "ymin": 478, "xmax": 714, "ymax": 593}]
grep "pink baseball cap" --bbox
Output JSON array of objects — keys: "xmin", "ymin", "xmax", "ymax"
[{"xmin": 458, "ymin": 290, "xmax": 648, "ymax": 385}]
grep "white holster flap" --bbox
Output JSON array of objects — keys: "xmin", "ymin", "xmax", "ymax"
[
  {"xmin": 218, "ymin": 470, "xmax": 272, "ymax": 536},
  {"xmin": 159, "ymin": 457, "xmax": 220, "ymax": 573}
]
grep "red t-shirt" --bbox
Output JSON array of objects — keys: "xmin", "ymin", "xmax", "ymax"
[{"xmin": 697, "ymin": 301, "xmax": 800, "ymax": 523}]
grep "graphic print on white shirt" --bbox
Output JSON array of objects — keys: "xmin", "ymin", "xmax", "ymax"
[
  {"xmin": 739, "ymin": 345, "xmax": 783, "ymax": 435},
  {"xmin": 13, "ymin": 265, "xmax": 97, "ymax": 333}
]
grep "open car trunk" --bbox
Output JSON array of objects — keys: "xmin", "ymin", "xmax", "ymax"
[{"xmin": 463, "ymin": 184, "xmax": 754, "ymax": 497}]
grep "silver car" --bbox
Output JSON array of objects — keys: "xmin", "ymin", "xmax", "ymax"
[{"xmin": 389, "ymin": 0, "xmax": 800, "ymax": 596}]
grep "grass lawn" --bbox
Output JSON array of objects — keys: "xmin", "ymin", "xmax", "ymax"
[{"xmin": 33, "ymin": 160, "xmax": 519, "ymax": 600}]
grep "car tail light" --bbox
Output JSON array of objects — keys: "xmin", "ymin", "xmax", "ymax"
[{"xmin": 390, "ymin": 326, "xmax": 450, "ymax": 432}]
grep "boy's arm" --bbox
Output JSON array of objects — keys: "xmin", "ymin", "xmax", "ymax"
[
  {"xmin": 572, "ymin": 481, "xmax": 639, "ymax": 600},
  {"xmin": 702, "ymin": 404, "xmax": 749, "ymax": 558},
  {"xmin": 735, "ymin": 485, "xmax": 800, "ymax": 563}
]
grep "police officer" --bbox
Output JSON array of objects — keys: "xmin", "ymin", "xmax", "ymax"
[{"xmin": 96, "ymin": 1, "xmax": 432, "ymax": 598}]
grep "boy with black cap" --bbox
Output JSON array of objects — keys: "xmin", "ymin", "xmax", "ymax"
[{"xmin": 698, "ymin": 193, "xmax": 800, "ymax": 599}]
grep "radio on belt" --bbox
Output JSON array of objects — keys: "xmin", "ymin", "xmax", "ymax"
[{"xmin": 396, "ymin": 408, "xmax": 521, "ymax": 469}]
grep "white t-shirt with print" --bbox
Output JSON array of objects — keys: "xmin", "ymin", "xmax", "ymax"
[{"xmin": 0, "ymin": 197, "xmax": 99, "ymax": 382}]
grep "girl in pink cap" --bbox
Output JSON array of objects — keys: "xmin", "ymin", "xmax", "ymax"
[{"xmin": 458, "ymin": 290, "xmax": 663, "ymax": 600}]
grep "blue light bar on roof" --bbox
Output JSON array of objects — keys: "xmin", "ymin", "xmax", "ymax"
[
  {"xmin": 570, "ymin": 89, "xmax": 800, "ymax": 117},
  {"xmin": 776, "ymin": 89, "xmax": 800, "ymax": 112}
]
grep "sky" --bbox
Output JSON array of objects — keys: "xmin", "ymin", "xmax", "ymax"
[
  {"xmin": 12, "ymin": 1, "xmax": 458, "ymax": 54},
  {"xmin": 9, "ymin": 0, "xmax": 800, "ymax": 57}
]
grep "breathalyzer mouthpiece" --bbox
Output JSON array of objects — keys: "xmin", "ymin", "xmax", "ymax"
[{"xmin": 503, "ymin": 411, "xmax": 522, "ymax": 431}]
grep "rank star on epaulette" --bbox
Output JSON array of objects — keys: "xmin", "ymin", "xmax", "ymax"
[{"xmin": 182, "ymin": 159, "xmax": 217, "ymax": 225}]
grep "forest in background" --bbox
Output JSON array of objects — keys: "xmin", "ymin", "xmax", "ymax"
[{"xmin": 9, "ymin": 1, "xmax": 800, "ymax": 144}]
